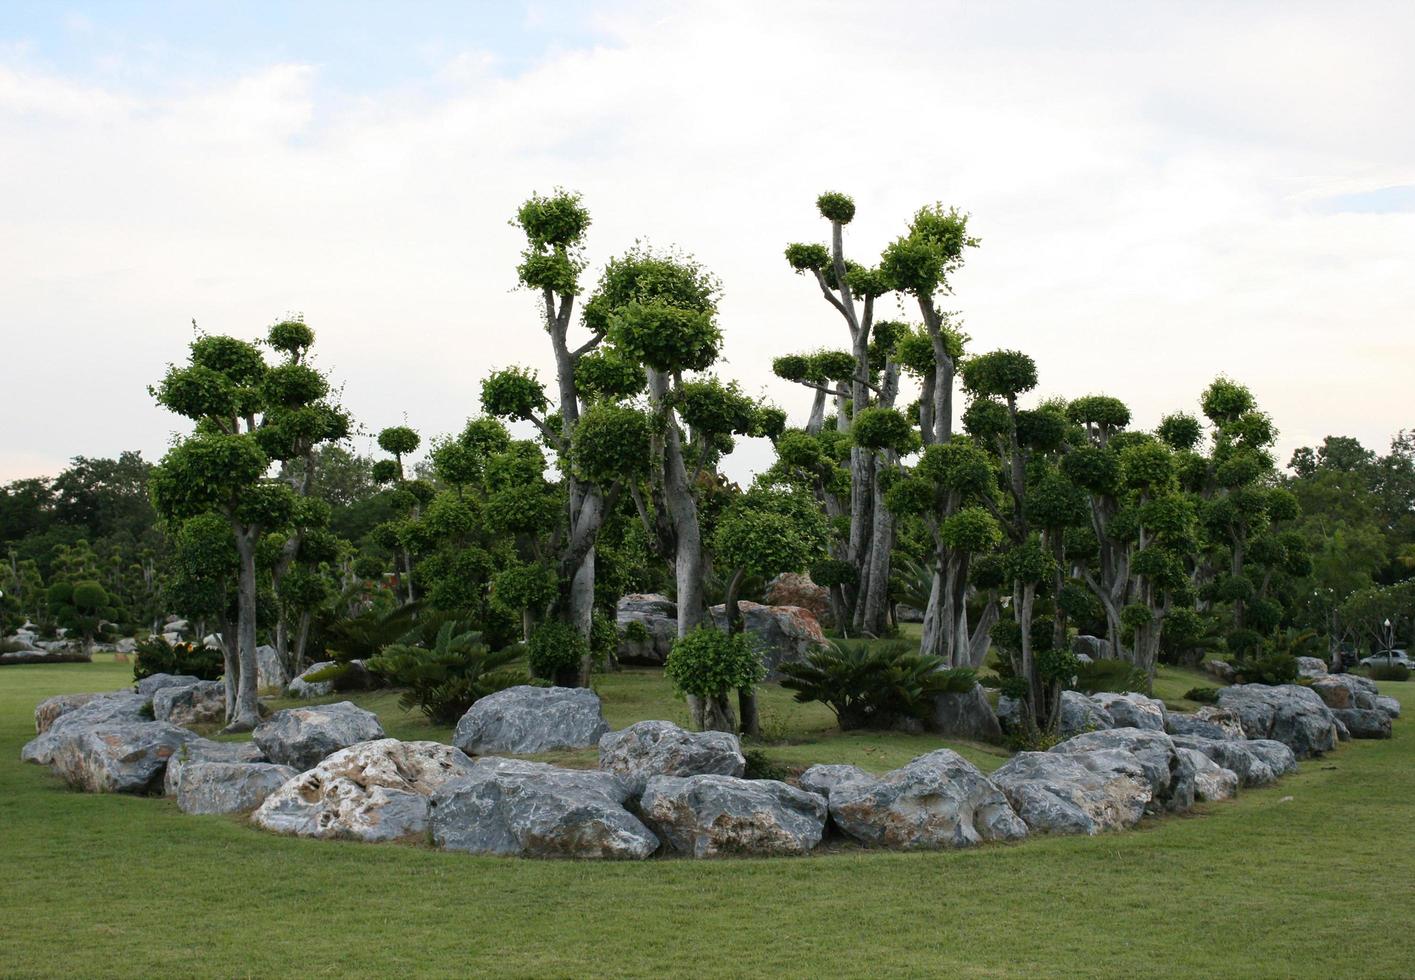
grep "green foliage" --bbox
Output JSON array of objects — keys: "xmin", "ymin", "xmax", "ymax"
[
  {"xmin": 941, "ymin": 507, "xmax": 1003, "ymax": 554},
  {"xmin": 514, "ymin": 189, "xmax": 590, "ymax": 249},
  {"xmin": 1368, "ymin": 663, "xmax": 1410, "ymax": 682},
  {"xmin": 778, "ymin": 640, "xmax": 975, "ymax": 731},
  {"xmin": 575, "ymin": 349, "xmax": 647, "ymax": 400},
  {"xmin": 266, "ymin": 318, "xmax": 314, "ymax": 356},
  {"xmin": 608, "ymin": 300, "xmax": 720, "ymax": 373},
  {"xmin": 1119, "ymin": 440, "xmax": 1174, "ymax": 491},
  {"xmin": 1071, "ymin": 658, "xmax": 1150, "ymax": 695},
  {"xmin": 1157, "ymin": 412, "xmax": 1203, "ymax": 450},
  {"xmin": 377, "ymin": 426, "xmax": 420, "ymax": 458},
  {"xmin": 368, "ymin": 622, "xmax": 527, "ymax": 725},
  {"xmin": 149, "ymin": 434, "xmax": 269, "ymax": 520},
  {"xmin": 1068, "ymin": 395, "xmax": 1131, "ymax": 431},
  {"xmin": 784, "ymin": 242, "xmax": 830, "ymax": 272},
  {"xmin": 570, "ymin": 403, "xmax": 653, "ymax": 483},
  {"xmin": 1185, "ymin": 686, "xmax": 1222, "ymax": 704},
  {"xmin": 492, "ymin": 562, "xmax": 557, "ymax": 613},
  {"xmin": 527, "ymin": 619, "xmax": 589, "ymax": 681},
  {"xmin": 811, "ymin": 558, "xmax": 857, "ymax": 589},
  {"xmin": 742, "ymin": 749, "xmax": 790, "ymax": 780},
  {"xmin": 1226, "ymin": 650, "xmax": 1299, "ymax": 685},
  {"xmin": 663, "ymin": 626, "xmax": 764, "ymax": 700},
  {"xmin": 961, "ymin": 350, "xmax": 1038, "ymax": 399},
  {"xmin": 879, "ymin": 204, "xmax": 976, "ymax": 296},
  {"xmin": 1201, "ymin": 377, "xmax": 1256, "ymax": 425},
  {"xmin": 132, "ymin": 636, "xmax": 224, "ymax": 682},
  {"xmin": 480, "ymin": 367, "xmax": 549, "ymax": 420},
  {"xmin": 715, "ymin": 483, "xmax": 828, "ymax": 581},
  {"xmin": 1004, "ymin": 536, "xmax": 1055, "ymax": 584},
  {"xmin": 815, "ymin": 191, "xmax": 856, "ymax": 223},
  {"xmin": 851, "ymin": 407, "xmax": 917, "ymax": 452}
]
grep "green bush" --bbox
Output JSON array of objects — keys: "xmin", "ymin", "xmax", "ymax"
[
  {"xmin": 622, "ymin": 621, "xmax": 649, "ymax": 643},
  {"xmin": 664, "ymin": 627, "xmax": 764, "ymax": 701},
  {"xmin": 779, "ymin": 640, "xmax": 975, "ymax": 731},
  {"xmin": 1185, "ymin": 686, "xmax": 1222, "ymax": 704},
  {"xmin": 1225, "ymin": 651, "xmax": 1299, "ymax": 686},
  {"xmin": 742, "ymin": 749, "xmax": 790, "ymax": 781},
  {"xmin": 133, "ymin": 636, "xmax": 223, "ymax": 682},
  {"xmin": 1071, "ymin": 658, "xmax": 1150, "ymax": 695},
  {"xmin": 366, "ymin": 622, "xmax": 527, "ymax": 724},
  {"xmin": 527, "ymin": 620, "xmax": 588, "ymax": 683},
  {"xmin": 1368, "ymin": 663, "xmax": 1411, "ymax": 682}
]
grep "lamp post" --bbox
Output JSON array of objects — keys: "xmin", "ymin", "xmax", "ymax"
[{"xmin": 1383, "ymin": 617, "xmax": 1394, "ymax": 656}]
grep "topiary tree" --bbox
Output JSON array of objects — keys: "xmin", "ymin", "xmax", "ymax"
[{"xmin": 663, "ymin": 625, "xmax": 764, "ymax": 733}]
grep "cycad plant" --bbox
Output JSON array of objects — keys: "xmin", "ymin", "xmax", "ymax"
[
  {"xmin": 367, "ymin": 621, "xmax": 527, "ymax": 724},
  {"xmin": 779, "ymin": 640, "xmax": 975, "ymax": 731}
]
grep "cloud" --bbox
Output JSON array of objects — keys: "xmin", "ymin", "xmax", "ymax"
[{"xmin": 1, "ymin": 0, "xmax": 1413, "ymax": 484}]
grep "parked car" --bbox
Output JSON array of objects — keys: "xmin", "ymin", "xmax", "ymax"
[{"xmin": 1360, "ymin": 649, "xmax": 1412, "ymax": 670}]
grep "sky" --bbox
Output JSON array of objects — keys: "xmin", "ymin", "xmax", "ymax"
[{"xmin": 2, "ymin": 0, "xmax": 1413, "ymax": 484}]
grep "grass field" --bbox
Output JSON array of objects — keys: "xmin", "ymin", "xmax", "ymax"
[{"xmin": 2, "ymin": 658, "xmax": 1412, "ymax": 978}]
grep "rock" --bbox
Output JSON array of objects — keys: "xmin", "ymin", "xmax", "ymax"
[
  {"xmin": 1168, "ymin": 734, "xmax": 1294, "ymax": 788},
  {"xmin": 1050, "ymin": 728, "xmax": 1196, "ymax": 813},
  {"xmin": 1296, "ymin": 656, "xmax": 1328, "ymax": 678},
  {"xmin": 1179, "ymin": 748, "xmax": 1239, "ymax": 802},
  {"xmin": 34, "ymin": 692, "xmax": 104, "ymax": 734},
  {"xmin": 991, "ymin": 751, "xmax": 1150, "ymax": 835},
  {"xmin": 255, "ymin": 739, "xmax": 477, "ymax": 842},
  {"xmin": 825, "ymin": 749, "xmax": 1027, "ymax": 849},
  {"xmin": 252, "ymin": 701, "xmax": 386, "ymax": 771},
  {"xmin": 164, "ymin": 617, "xmax": 190, "ymax": 635},
  {"xmin": 134, "ymin": 673, "xmax": 201, "ymax": 698},
  {"xmin": 764, "ymin": 572, "xmax": 831, "ymax": 624},
  {"xmin": 639, "ymin": 774, "xmax": 826, "ymax": 857},
  {"xmin": 256, "ymin": 644, "xmax": 286, "ymax": 689},
  {"xmin": 453, "ymin": 686, "xmax": 608, "ymax": 756},
  {"xmin": 998, "ymin": 690, "xmax": 1114, "ymax": 737},
  {"xmin": 798, "ymin": 763, "xmax": 873, "ymax": 798},
  {"xmin": 1071, "ymin": 635, "xmax": 1109, "ymax": 660},
  {"xmin": 22, "ymin": 692, "xmax": 151, "ymax": 762},
  {"xmin": 1165, "ymin": 706, "xmax": 1246, "ymax": 741},
  {"xmin": 597, "ymin": 721, "xmax": 745, "ymax": 797},
  {"xmin": 707, "ymin": 601, "xmax": 828, "ymax": 678},
  {"xmin": 1090, "ymin": 692, "xmax": 1166, "ymax": 731},
  {"xmin": 1309, "ymin": 673, "xmax": 1380, "ymax": 711},
  {"xmin": 287, "ymin": 661, "xmax": 337, "ymax": 698},
  {"xmin": 152, "ymin": 680, "xmax": 226, "ymax": 728},
  {"xmin": 1216, "ymin": 684, "xmax": 1341, "ymax": 758},
  {"xmin": 1332, "ymin": 707, "xmax": 1392, "ymax": 739},
  {"xmin": 163, "ymin": 737, "xmax": 266, "ymax": 796},
  {"xmin": 614, "ymin": 594, "xmax": 678, "ymax": 665},
  {"xmin": 895, "ymin": 604, "xmax": 925, "ymax": 623},
  {"xmin": 929, "ymin": 684, "xmax": 1003, "ymax": 743},
  {"xmin": 176, "ymin": 761, "xmax": 298, "ymax": 815},
  {"xmin": 44, "ymin": 721, "xmax": 193, "ymax": 793},
  {"xmin": 430, "ymin": 758, "xmax": 657, "ymax": 859},
  {"xmin": 1376, "ymin": 696, "xmax": 1401, "ymax": 720},
  {"xmin": 114, "ymin": 637, "xmax": 138, "ymax": 654},
  {"xmin": 1203, "ymin": 659, "xmax": 1236, "ymax": 683}
]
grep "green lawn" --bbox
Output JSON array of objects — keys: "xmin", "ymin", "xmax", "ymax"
[{"xmin": 2, "ymin": 658, "xmax": 1412, "ymax": 978}]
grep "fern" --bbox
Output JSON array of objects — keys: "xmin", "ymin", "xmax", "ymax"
[{"xmin": 779, "ymin": 640, "xmax": 974, "ymax": 731}]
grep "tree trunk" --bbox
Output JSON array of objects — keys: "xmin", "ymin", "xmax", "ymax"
[
  {"xmin": 650, "ymin": 369, "xmax": 706, "ymax": 639},
  {"xmin": 806, "ymin": 388, "xmax": 827, "ymax": 436},
  {"xmin": 571, "ymin": 545, "xmax": 596, "ymax": 686},
  {"xmin": 725, "ymin": 566, "xmax": 758, "ymax": 737},
  {"xmin": 219, "ymin": 616, "xmax": 238, "ymax": 720},
  {"xmin": 227, "ymin": 532, "xmax": 263, "ymax": 733},
  {"xmin": 293, "ymin": 610, "xmax": 312, "ymax": 676},
  {"xmin": 968, "ymin": 594, "xmax": 999, "ymax": 668}
]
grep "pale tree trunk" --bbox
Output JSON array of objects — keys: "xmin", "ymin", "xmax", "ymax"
[
  {"xmin": 968, "ymin": 594, "xmax": 999, "ymax": 668},
  {"xmin": 227, "ymin": 530, "xmax": 262, "ymax": 733},
  {"xmin": 806, "ymin": 388, "xmax": 827, "ymax": 436},
  {"xmin": 858, "ymin": 451, "xmax": 895, "ymax": 636},
  {"xmin": 293, "ymin": 610, "xmax": 312, "ymax": 676},
  {"xmin": 219, "ymin": 616, "xmax": 238, "ymax": 719}
]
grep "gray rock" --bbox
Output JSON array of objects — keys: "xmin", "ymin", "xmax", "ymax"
[
  {"xmin": 929, "ymin": 684, "xmax": 1003, "ymax": 743},
  {"xmin": 453, "ymin": 686, "xmax": 608, "ymax": 756},
  {"xmin": 598, "ymin": 721, "xmax": 745, "ymax": 797},
  {"xmin": 1309, "ymin": 673, "xmax": 1380, "ymax": 710},
  {"xmin": 1295, "ymin": 656, "xmax": 1328, "ymax": 678},
  {"xmin": 991, "ymin": 750, "xmax": 1150, "ymax": 835},
  {"xmin": 287, "ymin": 661, "xmax": 336, "ymax": 698},
  {"xmin": 252, "ymin": 701, "xmax": 386, "ymax": 770},
  {"xmin": 639, "ymin": 774, "xmax": 826, "ymax": 857},
  {"xmin": 1333, "ymin": 707, "xmax": 1392, "ymax": 739},
  {"xmin": 114, "ymin": 637, "xmax": 138, "ymax": 654},
  {"xmin": 430, "ymin": 757, "xmax": 656, "ymax": 859},
  {"xmin": 256, "ymin": 643, "xmax": 286, "ymax": 689},
  {"xmin": 1165, "ymin": 706, "xmax": 1246, "ymax": 741},
  {"xmin": 998, "ymin": 690, "xmax": 1114, "ymax": 737},
  {"xmin": 163, "ymin": 737, "xmax": 266, "ymax": 796},
  {"xmin": 43, "ymin": 721, "xmax": 194, "ymax": 793},
  {"xmin": 1376, "ymin": 695, "xmax": 1401, "ymax": 720},
  {"xmin": 707, "ymin": 601, "xmax": 828, "ymax": 678},
  {"xmin": 825, "ymin": 749, "xmax": 1027, "ymax": 849},
  {"xmin": 1050, "ymin": 728, "xmax": 1196, "ymax": 813},
  {"xmin": 798, "ymin": 763, "xmax": 873, "ymax": 798},
  {"xmin": 22, "ymin": 692, "xmax": 151, "ymax": 763},
  {"xmin": 134, "ymin": 673, "xmax": 201, "ymax": 698},
  {"xmin": 1216, "ymin": 684, "xmax": 1341, "ymax": 758},
  {"xmin": 1090, "ymin": 692, "xmax": 1166, "ymax": 731},
  {"xmin": 152, "ymin": 680, "xmax": 226, "ymax": 728},
  {"xmin": 176, "ymin": 761, "xmax": 298, "ymax": 815},
  {"xmin": 1178, "ymin": 747, "xmax": 1239, "ymax": 802},
  {"xmin": 255, "ymin": 738, "xmax": 476, "ymax": 841},
  {"xmin": 1071, "ymin": 635, "xmax": 1109, "ymax": 660},
  {"xmin": 895, "ymin": 604, "xmax": 925, "ymax": 623},
  {"xmin": 1203, "ymin": 659, "xmax": 1236, "ymax": 683},
  {"xmin": 1168, "ymin": 734, "xmax": 1294, "ymax": 788},
  {"xmin": 34, "ymin": 692, "xmax": 105, "ymax": 734},
  {"xmin": 615, "ymin": 594, "xmax": 679, "ymax": 665}
]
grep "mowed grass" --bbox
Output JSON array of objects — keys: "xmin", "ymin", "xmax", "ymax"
[{"xmin": 2, "ymin": 659, "xmax": 1413, "ymax": 978}]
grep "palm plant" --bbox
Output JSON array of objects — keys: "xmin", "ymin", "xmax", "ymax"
[
  {"xmin": 779, "ymin": 640, "xmax": 975, "ymax": 731},
  {"xmin": 367, "ymin": 621, "xmax": 527, "ymax": 724}
]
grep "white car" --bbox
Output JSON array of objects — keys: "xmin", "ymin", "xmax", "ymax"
[{"xmin": 1359, "ymin": 649, "xmax": 1411, "ymax": 670}]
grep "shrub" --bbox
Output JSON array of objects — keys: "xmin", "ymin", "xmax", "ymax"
[
  {"xmin": 742, "ymin": 749, "xmax": 790, "ymax": 781},
  {"xmin": 1185, "ymin": 686, "xmax": 1222, "ymax": 704},
  {"xmin": 622, "ymin": 621, "xmax": 649, "ymax": 643},
  {"xmin": 664, "ymin": 627, "xmax": 764, "ymax": 701},
  {"xmin": 1226, "ymin": 651, "xmax": 1299, "ymax": 686},
  {"xmin": 1368, "ymin": 663, "xmax": 1411, "ymax": 682},
  {"xmin": 366, "ymin": 622, "xmax": 527, "ymax": 724},
  {"xmin": 590, "ymin": 611, "xmax": 618, "ymax": 667},
  {"xmin": 133, "ymin": 636, "xmax": 223, "ymax": 682},
  {"xmin": 1071, "ymin": 658, "xmax": 1150, "ymax": 695},
  {"xmin": 527, "ymin": 620, "xmax": 588, "ymax": 683},
  {"xmin": 779, "ymin": 640, "xmax": 975, "ymax": 731}
]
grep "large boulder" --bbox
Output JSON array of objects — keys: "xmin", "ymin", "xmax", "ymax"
[
  {"xmin": 707, "ymin": 601, "xmax": 828, "ymax": 678},
  {"xmin": 1309, "ymin": 673, "xmax": 1380, "ymax": 711},
  {"xmin": 252, "ymin": 701, "xmax": 386, "ymax": 771},
  {"xmin": 1376, "ymin": 695, "xmax": 1401, "ymax": 720},
  {"xmin": 1050, "ymin": 728, "xmax": 1196, "ymax": 813},
  {"xmin": 256, "ymin": 644, "xmax": 286, "ymax": 690},
  {"xmin": 1203, "ymin": 659, "xmax": 1236, "ymax": 683},
  {"xmin": 255, "ymin": 739, "xmax": 476, "ymax": 841},
  {"xmin": 287, "ymin": 661, "xmax": 337, "ymax": 699},
  {"xmin": 1179, "ymin": 748, "xmax": 1239, "ymax": 802},
  {"xmin": 638, "ymin": 774, "xmax": 826, "ymax": 857},
  {"xmin": 823, "ymin": 749, "xmax": 1027, "ymax": 849},
  {"xmin": 1333, "ymin": 707, "xmax": 1392, "ymax": 739},
  {"xmin": 1166, "ymin": 707, "xmax": 1246, "ymax": 741},
  {"xmin": 430, "ymin": 757, "xmax": 657, "ymax": 859},
  {"xmin": 1071, "ymin": 635, "xmax": 1109, "ymax": 661},
  {"xmin": 34, "ymin": 692, "xmax": 105, "ymax": 734},
  {"xmin": 1169, "ymin": 734, "xmax": 1296, "ymax": 788},
  {"xmin": 798, "ymin": 763, "xmax": 873, "ymax": 798},
  {"xmin": 1216, "ymin": 684, "xmax": 1341, "ymax": 758},
  {"xmin": 991, "ymin": 750, "xmax": 1150, "ymax": 835},
  {"xmin": 1089, "ymin": 692, "xmax": 1166, "ymax": 731},
  {"xmin": 763, "ymin": 572, "xmax": 831, "ymax": 625},
  {"xmin": 598, "ymin": 721, "xmax": 745, "ymax": 797},
  {"xmin": 152, "ymin": 680, "xmax": 226, "ymax": 728},
  {"xmin": 43, "ymin": 721, "xmax": 194, "ymax": 793},
  {"xmin": 134, "ymin": 673, "xmax": 201, "ymax": 698},
  {"xmin": 929, "ymin": 684, "xmax": 1003, "ymax": 743},
  {"xmin": 22, "ymin": 692, "xmax": 151, "ymax": 762},
  {"xmin": 998, "ymin": 690, "xmax": 1114, "ymax": 737},
  {"xmin": 1296, "ymin": 656, "xmax": 1328, "ymax": 678},
  {"xmin": 163, "ymin": 737, "xmax": 266, "ymax": 796},
  {"xmin": 614, "ymin": 594, "xmax": 678, "ymax": 665},
  {"xmin": 176, "ymin": 761, "xmax": 298, "ymax": 815},
  {"xmin": 453, "ymin": 686, "xmax": 608, "ymax": 756}
]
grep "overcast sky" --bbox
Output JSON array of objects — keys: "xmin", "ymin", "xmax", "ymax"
[{"xmin": 2, "ymin": 1, "xmax": 1413, "ymax": 485}]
